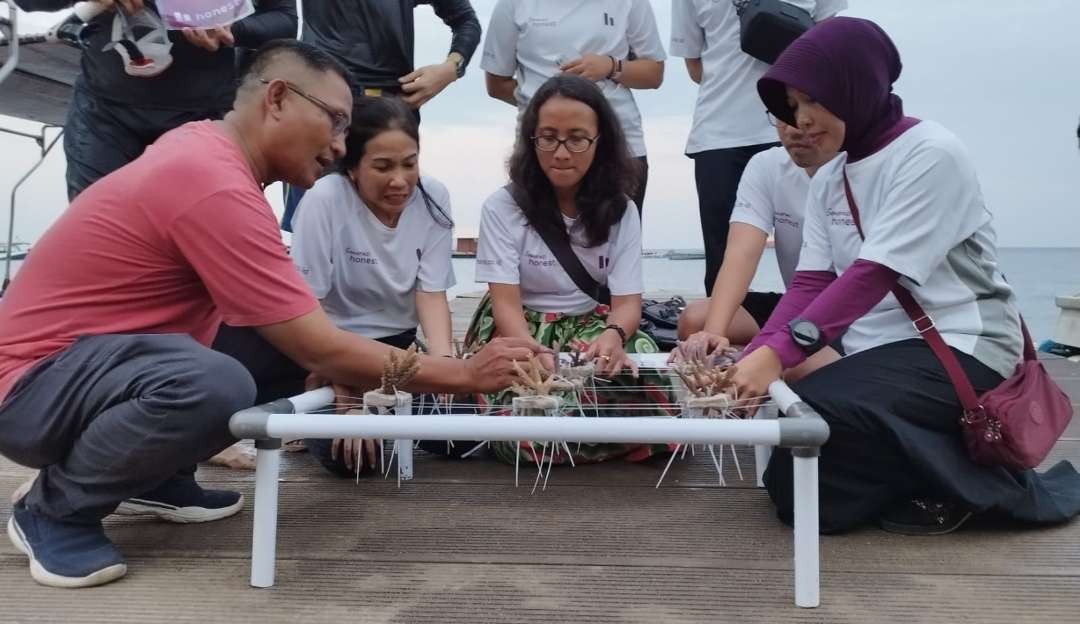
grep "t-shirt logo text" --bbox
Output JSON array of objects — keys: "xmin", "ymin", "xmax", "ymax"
[
  {"xmin": 346, "ymin": 247, "xmax": 378, "ymax": 265},
  {"xmin": 527, "ymin": 252, "xmax": 556, "ymax": 268}
]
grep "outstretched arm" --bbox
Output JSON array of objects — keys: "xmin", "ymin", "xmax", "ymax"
[{"xmin": 256, "ymin": 307, "xmax": 543, "ymax": 394}]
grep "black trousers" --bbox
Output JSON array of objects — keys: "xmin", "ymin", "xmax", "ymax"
[
  {"xmin": 63, "ymin": 86, "xmax": 224, "ymax": 201},
  {"xmin": 691, "ymin": 143, "xmax": 779, "ymax": 294},
  {"xmin": 765, "ymin": 339, "xmax": 1080, "ymax": 533}
]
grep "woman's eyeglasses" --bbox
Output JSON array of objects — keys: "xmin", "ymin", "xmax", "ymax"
[{"xmin": 531, "ymin": 134, "xmax": 599, "ymax": 153}]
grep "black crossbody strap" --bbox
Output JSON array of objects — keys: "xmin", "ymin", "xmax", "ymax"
[
  {"xmin": 535, "ymin": 220, "xmax": 612, "ymax": 306},
  {"xmin": 508, "ymin": 185, "xmax": 611, "ymax": 305}
]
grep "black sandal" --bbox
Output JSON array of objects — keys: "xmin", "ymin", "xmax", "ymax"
[{"xmin": 879, "ymin": 498, "xmax": 974, "ymax": 536}]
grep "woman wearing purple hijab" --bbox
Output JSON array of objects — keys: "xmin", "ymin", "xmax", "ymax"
[{"xmin": 730, "ymin": 17, "xmax": 1080, "ymax": 534}]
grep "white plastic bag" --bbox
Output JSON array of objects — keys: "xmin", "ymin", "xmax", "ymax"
[{"xmin": 156, "ymin": 0, "xmax": 255, "ymax": 30}]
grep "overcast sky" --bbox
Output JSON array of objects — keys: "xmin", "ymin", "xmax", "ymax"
[{"xmin": 2, "ymin": 0, "xmax": 1078, "ymax": 249}]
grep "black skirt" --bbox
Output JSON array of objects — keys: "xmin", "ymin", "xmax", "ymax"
[{"xmin": 764, "ymin": 339, "xmax": 1080, "ymax": 533}]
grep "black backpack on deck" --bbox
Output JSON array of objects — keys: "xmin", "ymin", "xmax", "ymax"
[{"xmin": 639, "ymin": 296, "xmax": 686, "ymax": 351}]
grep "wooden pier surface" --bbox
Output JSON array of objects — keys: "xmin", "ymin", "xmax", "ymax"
[{"xmin": 2, "ymin": 293, "xmax": 1079, "ymax": 623}]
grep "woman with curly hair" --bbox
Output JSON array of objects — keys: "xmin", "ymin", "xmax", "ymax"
[{"xmin": 464, "ymin": 74, "xmax": 672, "ymax": 465}]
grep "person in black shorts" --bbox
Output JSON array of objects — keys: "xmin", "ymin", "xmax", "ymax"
[{"xmin": 674, "ymin": 117, "xmax": 843, "ymax": 377}]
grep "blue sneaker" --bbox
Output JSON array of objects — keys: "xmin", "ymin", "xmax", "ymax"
[
  {"xmin": 7, "ymin": 500, "xmax": 127, "ymax": 588},
  {"xmin": 115, "ymin": 477, "xmax": 243, "ymax": 524}
]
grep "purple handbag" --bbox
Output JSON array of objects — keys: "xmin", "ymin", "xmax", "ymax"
[{"xmin": 843, "ymin": 173, "xmax": 1073, "ymax": 471}]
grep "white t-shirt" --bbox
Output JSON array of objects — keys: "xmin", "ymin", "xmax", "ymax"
[
  {"xmin": 730, "ymin": 146, "xmax": 810, "ymax": 288},
  {"xmin": 290, "ymin": 174, "xmax": 456, "ymax": 339},
  {"xmin": 669, "ymin": 0, "xmax": 846, "ymax": 154},
  {"xmin": 798, "ymin": 121, "xmax": 1022, "ymax": 378},
  {"xmin": 475, "ymin": 187, "xmax": 644, "ymax": 315},
  {"xmin": 481, "ymin": 0, "xmax": 667, "ymax": 158}
]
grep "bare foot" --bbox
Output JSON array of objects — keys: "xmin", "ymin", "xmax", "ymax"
[
  {"xmin": 206, "ymin": 443, "xmax": 257, "ymax": 470},
  {"xmin": 283, "ymin": 439, "xmax": 307, "ymax": 453}
]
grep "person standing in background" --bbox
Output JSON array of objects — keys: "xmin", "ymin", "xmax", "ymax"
[
  {"xmin": 669, "ymin": 0, "xmax": 845, "ymax": 294},
  {"xmin": 481, "ymin": 0, "xmax": 665, "ymax": 217},
  {"xmin": 14, "ymin": 0, "xmax": 298, "ymax": 201},
  {"xmin": 281, "ymin": 0, "xmax": 482, "ymax": 232}
]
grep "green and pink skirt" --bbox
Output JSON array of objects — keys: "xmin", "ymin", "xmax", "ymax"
[{"xmin": 463, "ymin": 294, "xmax": 676, "ymax": 465}]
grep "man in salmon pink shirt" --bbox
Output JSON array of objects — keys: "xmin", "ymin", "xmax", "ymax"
[{"xmin": 0, "ymin": 40, "xmax": 540, "ymax": 589}]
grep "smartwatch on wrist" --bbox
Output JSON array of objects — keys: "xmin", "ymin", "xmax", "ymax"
[{"xmin": 788, "ymin": 318, "xmax": 824, "ymax": 354}]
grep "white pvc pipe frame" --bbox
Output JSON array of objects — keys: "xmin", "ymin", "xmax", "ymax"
[{"xmin": 238, "ymin": 379, "xmax": 823, "ymax": 608}]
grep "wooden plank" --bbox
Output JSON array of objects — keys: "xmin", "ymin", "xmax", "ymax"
[
  {"xmin": 0, "ymin": 558, "xmax": 1077, "ymax": 623},
  {"xmin": 4, "ymin": 472, "xmax": 1079, "ymax": 578}
]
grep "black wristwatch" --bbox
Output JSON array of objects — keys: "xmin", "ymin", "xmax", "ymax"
[{"xmin": 788, "ymin": 318, "xmax": 824, "ymax": 354}]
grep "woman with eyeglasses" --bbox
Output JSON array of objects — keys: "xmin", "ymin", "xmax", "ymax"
[
  {"xmin": 463, "ymin": 75, "xmax": 673, "ymax": 466},
  {"xmin": 481, "ymin": 0, "xmax": 665, "ymax": 215},
  {"xmin": 290, "ymin": 96, "xmax": 456, "ymax": 476},
  {"xmin": 732, "ymin": 17, "xmax": 1080, "ymax": 534}
]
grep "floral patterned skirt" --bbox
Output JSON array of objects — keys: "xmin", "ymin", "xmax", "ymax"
[{"xmin": 463, "ymin": 294, "xmax": 676, "ymax": 465}]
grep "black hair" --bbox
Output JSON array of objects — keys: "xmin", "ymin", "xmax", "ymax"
[
  {"xmin": 237, "ymin": 39, "xmax": 352, "ymax": 93},
  {"xmin": 507, "ymin": 75, "xmax": 638, "ymax": 247},
  {"xmin": 340, "ymin": 96, "xmax": 452, "ymax": 228}
]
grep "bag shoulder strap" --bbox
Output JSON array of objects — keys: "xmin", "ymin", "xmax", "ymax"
[
  {"xmin": 841, "ymin": 172, "xmax": 985, "ymax": 412},
  {"xmin": 506, "ymin": 185, "xmax": 611, "ymax": 305}
]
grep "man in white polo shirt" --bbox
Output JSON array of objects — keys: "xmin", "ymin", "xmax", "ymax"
[{"xmin": 670, "ymin": 0, "xmax": 845, "ymax": 293}]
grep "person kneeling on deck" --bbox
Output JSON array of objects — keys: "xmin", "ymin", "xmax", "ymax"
[
  {"xmin": 674, "ymin": 116, "xmax": 841, "ymax": 382},
  {"xmin": 0, "ymin": 40, "xmax": 541, "ymax": 589},
  {"xmin": 289, "ymin": 96, "xmax": 457, "ymax": 476},
  {"xmin": 731, "ymin": 18, "xmax": 1080, "ymax": 534}
]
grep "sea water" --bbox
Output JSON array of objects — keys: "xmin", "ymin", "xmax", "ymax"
[
  {"xmin": 449, "ymin": 247, "xmax": 1080, "ymax": 342},
  {"xmin": 3, "ymin": 248, "xmax": 1074, "ymax": 342}
]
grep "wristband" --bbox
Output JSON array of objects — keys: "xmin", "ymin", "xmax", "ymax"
[
  {"xmin": 611, "ymin": 57, "xmax": 624, "ymax": 83},
  {"xmin": 604, "ymin": 324, "xmax": 627, "ymax": 343},
  {"xmin": 606, "ymin": 55, "xmax": 617, "ymax": 79}
]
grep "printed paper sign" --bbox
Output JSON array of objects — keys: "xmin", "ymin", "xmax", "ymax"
[{"xmin": 156, "ymin": 0, "xmax": 255, "ymax": 30}]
